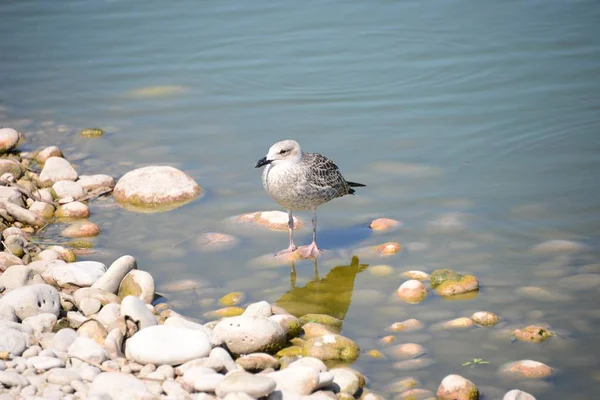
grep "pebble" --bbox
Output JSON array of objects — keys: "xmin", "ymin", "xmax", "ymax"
[
  {"xmin": 49, "ymin": 328, "xmax": 78, "ymax": 353},
  {"xmin": 55, "ymin": 201, "xmax": 90, "ymax": 218},
  {"xmin": 92, "ymin": 255, "xmax": 137, "ymax": 294},
  {"xmin": 95, "ymin": 303, "xmax": 121, "ymax": 327},
  {"xmin": 369, "ymin": 218, "xmax": 402, "ymax": 231},
  {"xmin": 35, "ymin": 146, "xmax": 63, "ymax": 164},
  {"xmin": 329, "ymin": 368, "xmax": 360, "ymax": 395},
  {"xmin": 215, "ymin": 370, "xmax": 277, "ymax": 398},
  {"xmin": 25, "ymin": 356, "xmax": 65, "ymax": 370},
  {"xmin": 120, "ymin": 295, "xmax": 158, "ymax": 330},
  {"xmin": 182, "ymin": 367, "xmax": 225, "ymax": 392},
  {"xmin": 88, "ymin": 372, "xmax": 151, "ymax": 399},
  {"xmin": 118, "ymin": 269, "xmax": 155, "ymax": 304},
  {"xmin": 22, "ymin": 313, "xmax": 57, "ymax": 337},
  {"xmin": 0, "ymin": 370, "xmax": 29, "ymax": 387},
  {"xmin": 0, "ymin": 128, "xmax": 20, "ymax": 153},
  {"xmin": 60, "ymin": 220, "xmax": 101, "ymax": 238},
  {"xmin": 46, "ymin": 368, "xmax": 81, "ymax": 385},
  {"xmin": 471, "ymin": 311, "xmax": 500, "ymax": 327},
  {"xmin": 0, "ymin": 265, "xmax": 42, "ymax": 292},
  {"xmin": 0, "ymin": 329, "xmax": 27, "ymax": 356},
  {"xmin": 77, "ymin": 174, "xmax": 115, "ymax": 192},
  {"xmin": 39, "ymin": 156, "xmax": 78, "ymax": 186},
  {"xmin": 436, "ymin": 374, "xmax": 479, "ymax": 400},
  {"xmin": 213, "ymin": 315, "xmax": 286, "ymax": 355},
  {"xmin": 68, "ymin": 337, "xmax": 108, "ymax": 365},
  {"xmin": 0, "ymin": 284, "xmax": 60, "ymax": 319},
  {"xmin": 503, "ymin": 389, "xmax": 536, "ymax": 400},
  {"xmin": 236, "ymin": 353, "xmax": 280, "ymax": 371},
  {"xmin": 79, "ymin": 297, "xmax": 102, "ymax": 316},
  {"xmin": 268, "ymin": 365, "xmax": 320, "ymax": 395},
  {"xmin": 41, "ymin": 261, "xmax": 106, "ymax": 288},
  {"xmin": 52, "ymin": 180, "xmax": 85, "ymax": 200},
  {"xmin": 396, "ymin": 280, "xmax": 429, "ymax": 304},
  {"xmin": 124, "ymin": 325, "xmax": 211, "ymax": 366}
]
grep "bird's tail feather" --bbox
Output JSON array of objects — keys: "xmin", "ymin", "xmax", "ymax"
[{"xmin": 347, "ymin": 181, "xmax": 366, "ymax": 187}]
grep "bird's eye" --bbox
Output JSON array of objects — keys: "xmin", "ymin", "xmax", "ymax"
[{"xmin": 279, "ymin": 149, "xmax": 288, "ymax": 154}]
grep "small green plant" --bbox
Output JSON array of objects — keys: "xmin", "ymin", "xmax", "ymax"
[{"xmin": 462, "ymin": 358, "xmax": 490, "ymax": 367}]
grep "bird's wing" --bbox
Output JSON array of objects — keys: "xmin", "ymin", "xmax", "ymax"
[{"xmin": 303, "ymin": 153, "xmax": 351, "ymax": 195}]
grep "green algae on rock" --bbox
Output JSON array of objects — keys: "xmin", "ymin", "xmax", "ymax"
[
  {"xmin": 299, "ymin": 313, "xmax": 343, "ymax": 330},
  {"xmin": 512, "ymin": 325, "xmax": 554, "ymax": 343},
  {"xmin": 430, "ymin": 268, "xmax": 479, "ymax": 296},
  {"xmin": 302, "ymin": 334, "xmax": 360, "ymax": 363},
  {"xmin": 218, "ymin": 291, "xmax": 245, "ymax": 307},
  {"xmin": 79, "ymin": 128, "xmax": 105, "ymax": 138}
]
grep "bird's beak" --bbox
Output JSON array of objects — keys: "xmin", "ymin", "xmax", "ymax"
[{"xmin": 255, "ymin": 157, "xmax": 272, "ymax": 168}]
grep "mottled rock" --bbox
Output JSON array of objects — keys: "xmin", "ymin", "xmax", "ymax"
[
  {"xmin": 213, "ymin": 316, "xmax": 286, "ymax": 355},
  {"xmin": 388, "ymin": 319, "xmax": 423, "ymax": 333},
  {"xmin": 92, "ymin": 255, "xmax": 137, "ymax": 294},
  {"xmin": 0, "ymin": 160, "xmax": 23, "ymax": 180},
  {"xmin": 125, "ymin": 325, "xmax": 211, "ymax": 366},
  {"xmin": 219, "ymin": 292, "xmax": 245, "ymax": 307},
  {"xmin": 471, "ymin": 311, "xmax": 500, "ymax": 327},
  {"xmin": 236, "ymin": 353, "xmax": 279, "ymax": 371},
  {"xmin": 28, "ymin": 201, "xmax": 55, "ymax": 219},
  {"xmin": 512, "ymin": 325, "xmax": 554, "ymax": 343},
  {"xmin": 430, "ymin": 269, "xmax": 479, "ymax": 296},
  {"xmin": 302, "ymin": 334, "xmax": 360, "ymax": 362},
  {"xmin": 0, "ymin": 186, "xmax": 25, "ymax": 207},
  {"xmin": 375, "ymin": 242, "xmax": 402, "ymax": 255},
  {"xmin": 77, "ymin": 319, "xmax": 108, "ymax": 346}
]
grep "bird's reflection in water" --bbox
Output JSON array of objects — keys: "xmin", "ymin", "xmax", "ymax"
[{"xmin": 276, "ymin": 256, "xmax": 369, "ymax": 324}]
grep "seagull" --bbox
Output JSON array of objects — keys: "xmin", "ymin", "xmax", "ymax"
[{"xmin": 255, "ymin": 139, "xmax": 365, "ymax": 258}]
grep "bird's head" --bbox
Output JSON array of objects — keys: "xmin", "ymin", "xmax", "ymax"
[{"xmin": 255, "ymin": 139, "xmax": 302, "ymax": 168}]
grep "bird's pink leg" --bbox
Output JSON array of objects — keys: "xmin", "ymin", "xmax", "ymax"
[
  {"xmin": 275, "ymin": 210, "xmax": 298, "ymax": 256},
  {"xmin": 299, "ymin": 208, "xmax": 324, "ymax": 258}
]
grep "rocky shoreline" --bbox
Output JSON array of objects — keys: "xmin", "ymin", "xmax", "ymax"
[{"xmin": 0, "ymin": 126, "xmax": 542, "ymax": 400}]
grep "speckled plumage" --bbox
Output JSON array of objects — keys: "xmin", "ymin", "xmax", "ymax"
[
  {"xmin": 255, "ymin": 139, "xmax": 365, "ymax": 258},
  {"xmin": 262, "ymin": 152, "xmax": 354, "ymax": 211}
]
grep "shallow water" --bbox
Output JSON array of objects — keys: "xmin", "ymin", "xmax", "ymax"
[{"xmin": 2, "ymin": 0, "xmax": 600, "ymax": 398}]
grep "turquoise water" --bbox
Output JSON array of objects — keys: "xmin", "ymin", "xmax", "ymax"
[{"xmin": 2, "ymin": 1, "xmax": 600, "ymax": 398}]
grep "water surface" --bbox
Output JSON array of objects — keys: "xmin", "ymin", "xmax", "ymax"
[{"xmin": 1, "ymin": 1, "xmax": 600, "ymax": 398}]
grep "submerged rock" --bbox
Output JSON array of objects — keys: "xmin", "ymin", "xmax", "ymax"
[
  {"xmin": 499, "ymin": 360, "xmax": 553, "ymax": 379},
  {"xmin": 470, "ymin": 311, "xmax": 500, "ymax": 327},
  {"xmin": 113, "ymin": 165, "xmax": 202, "ymax": 212},
  {"xmin": 396, "ymin": 280, "xmax": 429, "ymax": 304},
  {"xmin": 430, "ymin": 268, "xmax": 479, "ymax": 296},
  {"xmin": 512, "ymin": 325, "xmax": 554, "ymax": 343},
  {"xmin": 234, "ymin": 210, "xmax": 304, "ymax": 231},
  {"xmin": 369, "ymin": 218, "xmax": 402, "ymax": 231}
]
